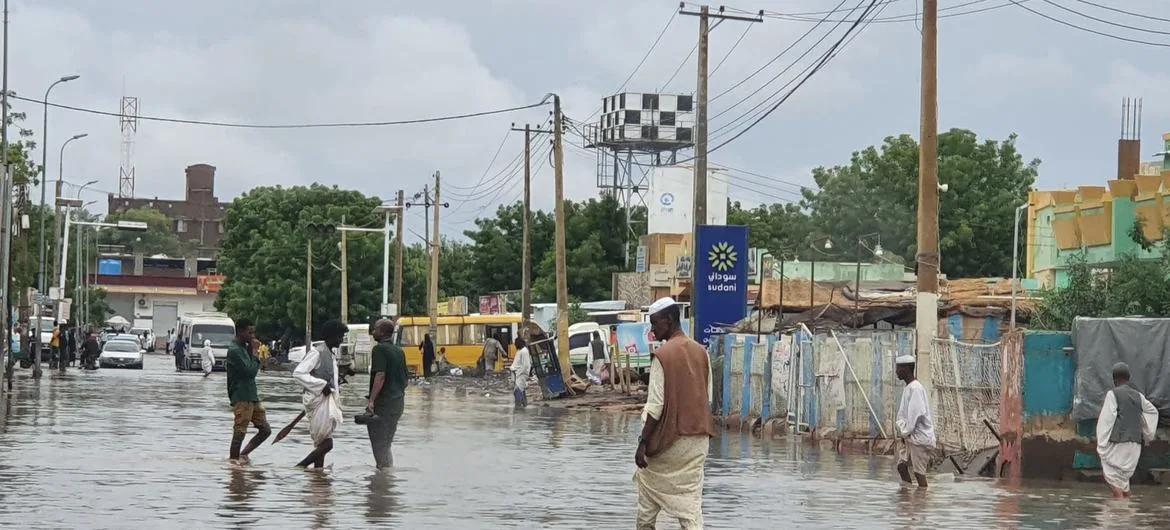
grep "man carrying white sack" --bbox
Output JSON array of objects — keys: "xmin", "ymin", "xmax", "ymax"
[
  {"xmin": 1097, "ymin": 362, "xmax": 1158, "ymax": 498},
  {"xmin": 292, "ymin": 319, "xmax": 346, "ymax": 469}
]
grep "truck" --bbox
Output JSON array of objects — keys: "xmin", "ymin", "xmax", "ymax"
[{"xmin": 175, "ymin": 312, "xmax": 236, "ymax": 371}]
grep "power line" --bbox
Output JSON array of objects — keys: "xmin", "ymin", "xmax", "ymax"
[
  {"xmin": 710, "ymin": 0, "xmax": 849, "ymax": 103},
  {"xmin": 706, "ymin": 0, "xmax": 883, "ymax": 151},
  {"xmin": 1008, "ymin": 0, "xmax": 1170, "ymax": 46},
  {"xmin": 9, "ymin": 94, "xmax": 550, "ymax": 129},
  {"xmin": 445, "ymin": 129, "xmax": 512, "ymax": 192},
  {"xmin": 1036, "ymin": 0, "xmax": 1170, "ymax": 35},
  {"xmin": 755, "ymin": 0, "xmax": 1015, "ymax": 24},
  {"xmin": 711, "ymin": 23, "xmax": 755, "ymax": 75},
  {"xmin": 1073, "ymin": 0, "xmax": 1170, "ymax": 24},
  {"xmin": 584, "ymin": 9, "xmax": 679, "ymax": 123}
]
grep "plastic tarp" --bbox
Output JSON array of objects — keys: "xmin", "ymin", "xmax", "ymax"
[{"xmin": 1072, "ymin": 317, "xmax": 1170, "ymax": 423}]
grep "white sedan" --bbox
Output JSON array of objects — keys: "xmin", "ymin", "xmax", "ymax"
[{"xmin": 99, "ymin": 340, "xmax": 144, "ymax": 369}]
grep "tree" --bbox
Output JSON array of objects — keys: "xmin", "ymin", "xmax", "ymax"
[
  {"xmin": 727, "ymin": 201, "xmax": 813, "ymax": 258},
  {"xmin": 1033, "ymin": 249, "xmax": 1170, "ymax": 331},
  {"xmin": 800, "ymin": 129, "xmax": 1038, "ymax": 278},
  {"xmin": 532, "ymin": 196, "xmax": 632, "ymax": 302},
  {"xmin": 215, "ymin": 185, "xmax": 386, "ymax": 341},
  {"xmin": 4, "ymin": 94, "xmax": 46, "ymax": 301},
  {"xmin": 100, "ymin": 207, "xmax": 186, "ymax": 256},
  {"xmin": 84, "ymin": 287, "xmax": 116, "ymax": 327}
]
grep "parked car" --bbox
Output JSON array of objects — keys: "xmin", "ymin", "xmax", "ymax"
[
  {"xmin": 128, "ymin": 327, "xmax": 155, "ymax": 352},
  {"xmin": 288, "ymin": 341, "xmax": 325, "ymax": 364},
  {"xmin": 99, "ymin": 340, "xmax": 144, "ymax": 369}
]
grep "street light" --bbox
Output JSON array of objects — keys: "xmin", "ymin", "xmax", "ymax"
[
  {"xmin": 33, "ymin": 75, "xmax": 81, "ymax": 379},
  {"xmin": 855, "ymin": 232, "xmax": 882, "ymax": 329}
]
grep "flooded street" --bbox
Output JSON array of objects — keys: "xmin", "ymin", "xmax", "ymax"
[{"xmin": 1, "ymin": 355, "xmax": 1169, "ymax": 529}]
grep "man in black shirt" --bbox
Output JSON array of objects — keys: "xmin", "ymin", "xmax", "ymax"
[{"xmin": 366, "ymin": 318, "xmax": 408, "ymax": 469}]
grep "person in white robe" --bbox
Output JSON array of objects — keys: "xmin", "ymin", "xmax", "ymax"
[
  {"xmin": 510, "ymin": 338, "xmax": 532, "ymax": 407},
  {"xmin": 895, "ymin": 354, "xmax": 936, "ymax": 488},
  {"xmin": 1096, "ymin": 362, "xmax": 1158, "ymax": 497},
  {"xmin": 292, "ymin": 320, "xmax": 346, "ymax": 468},
  {"xmin": 201, "ymin": 338, "xmax": 215, "ymax": 377}
]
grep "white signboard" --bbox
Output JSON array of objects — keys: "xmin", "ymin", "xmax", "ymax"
[{"xmin": 647, "ymin": 165, "xmax": 729, "ymax": 234}]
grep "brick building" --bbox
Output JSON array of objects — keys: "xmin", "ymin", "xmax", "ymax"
[{"xmin": 106, "ymin": 163, "xmax": 229, "ymax": 256}]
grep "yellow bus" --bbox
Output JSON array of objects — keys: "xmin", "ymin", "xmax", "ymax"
[{"xmin": 396, "ymin": 314, "xmax": 525, "ymax": 375}]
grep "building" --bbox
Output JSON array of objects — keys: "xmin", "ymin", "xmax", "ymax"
[
  {"xmin": 106, "ymin": 163, "xmax": 229, "ymax": 257},
  {"xmin": 1025, "ymin": 132, "xmax": 1170, "ymax": 287},
  {"xmin": 90, "ymin": 253, "xmax": 224, "ymax": 346}
]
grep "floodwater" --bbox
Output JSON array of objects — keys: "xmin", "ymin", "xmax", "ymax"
[{"xmin": 1, "ymin": 356, "xmax": 1169, "ymax": 529}]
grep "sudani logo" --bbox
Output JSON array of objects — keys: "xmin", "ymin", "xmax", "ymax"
[
  {"xmin": 707, "ymin": 242, "xmax": 737, "ymax": 272},
  {"xmin": 660, "ymin": 193, "xmax": 675, "ymax": 206}
]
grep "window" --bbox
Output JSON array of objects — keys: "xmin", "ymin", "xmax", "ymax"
[
  {"xmin": 659, "ymin": 111, "xmax": 675, "ymax": 126},
  {"xmin": 435, "ymin": 324, "xmax": 462, "ymax": 346},
  {"xmin": 463, "ymin": 324, "xmax": 486, "ymax": 344},
  {"xmin": 624, "ymin": 110, "xmax": 640, "ymax": 124},
  {"xmin": 176, "ymin": 219, "xmax": 187, "ymax": 233},
  {"xmin": 569, "ymin": 333, "xmax": 593, "ymax": 350},
  {"xmin": 677, "ymin": 95, "xmax": 694, "ymax": 112},
  {"xmin": 399, "ymin": 325, "xmax": 424, "ymax": 346}
]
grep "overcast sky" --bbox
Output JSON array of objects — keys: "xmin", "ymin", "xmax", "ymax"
[{"xmin": 10, "ymin": 0, "xmax": 1170, "ymax": 237}]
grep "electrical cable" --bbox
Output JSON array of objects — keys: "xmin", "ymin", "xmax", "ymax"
[
  {"xmin": 1007, "ymin": 0, "xmax": 1170, "ymax": 46},
  {"xmin": 1073, "ymin": 0, "xmax": 1170, "ymax": 24},
  {"xmin": 445, "ymin": 129, "xmax": 512, "ymax": 191},
  {"xmin": 9, "ymin": 94, "xmax": 550, "ymax": 129},
  {"xmin": 1035, "ymin": 0, "xmax": 1170, "ymax": 35}
]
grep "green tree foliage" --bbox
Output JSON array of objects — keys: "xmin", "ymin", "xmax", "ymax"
[
  {"xmin": 800, "ymin": 129, "xmax": 1038, "ymax": 278},
  {"xmin": 530, "ymin": 196, "xmax": 634, "ymax": 302},
  {"xmin": 100, "ymin": 207, "xmax": 186, "ymax": 256},
  {"xmin": 727, "ymin": 201, "xmax": 814, "ymax": 259},
  {"xmin": 85, "ymin": 287, "xmax": 116, "ymax": 327},
  {"xmin": 1033, "ymin": 251, "xmax": 1170, "ymax": 331},
  {"xmin": 216, "ymin": 185, "xmax": 385, "ymax": 341}
]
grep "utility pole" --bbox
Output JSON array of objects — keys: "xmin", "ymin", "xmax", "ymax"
[
  {"xmin": 429, "ymin": 171, "xmax": 441, "ymax": 341},
  {"xmin": 394, "ymin": 190, "xmax": 405, "ymax": 315},
  {"xmin": 915, "ymin": 0, "xmax": 939, "ymax": 393},
  {"xmin": 305, "ymin": 239, "xmax": 313, "ymax": 353},
  {"xmin": 511, "ymin": 123, "xmax": 552, "ymax": 324},
  {"xmin": 681, "ymin": 5, "xmax": 762, "ymax": 340},
  {"xmin": 0, "ymin": 0, "xmax": 11, "ymax": 389},
  {"xmin": 340, "ymin": 214, "xmax": 348, "ymax": 323},
  {"xmin": 552, "ymin": 95, "xmax": 573, "ymax": 385}
]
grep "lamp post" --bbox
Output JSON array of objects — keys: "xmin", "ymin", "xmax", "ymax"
[
  {"xmin": 74, "ymin": 198, "xmax": 95, "ymax": 334},
  {"xmin": 33, "ymin": 77, "xmax": 79, "ymax": 379},
  {"xmin": 810, "ymin": 238, "xmax": 833, "ymax": 314},
  {"xmin": 854, "ymin": 233, "xmax": 883, "ymax": 329}
]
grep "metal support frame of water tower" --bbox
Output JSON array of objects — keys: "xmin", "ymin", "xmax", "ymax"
[{"xmin": 582, "ymin": 92, "xmax": 695, "ymax": 267}]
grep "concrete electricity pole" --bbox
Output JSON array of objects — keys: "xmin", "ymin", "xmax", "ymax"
[
  {"xmin": 429, "ymin": 171, "xmax": 442, "ymax": 341},
  {"xmin": 680, "ymin": 5, "xmax": 762, "ymax": 336},
  {"xmin": 394, "ymin": 190, "xmax": 404, "ymax": 315},
  {"xmin": 915, "ymin": 0, "xmax": 940, "ymax": 392},
  {"xmin": 0, "ymin": 0, "xmax": 10, "ymax": 388},
  {"xmin": 551, "ymin": 94, "xmax": 573, "ymax": 384},
  {"xmin": 340, "ymin": 214, "xmax": 348, "ymax": 323}
]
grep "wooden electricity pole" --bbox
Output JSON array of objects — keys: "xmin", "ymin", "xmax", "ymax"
[
  {"xmin": 681, "ymin": 5, "xmax": 762, "ymax": 336},
  {"xmin": 394, "ymin": 189, "xmax": 404, "ymax": 315},
  {"xmin": 511, "ymin": 123, "xmax": 552, "ymax": 325},
  {"xmin": 915, "ymin": 0, "xmax": 939, "ymax": 392},
  {"xmin": 552, "ymin": 95, "xmax": 572, "ymax": 384}
]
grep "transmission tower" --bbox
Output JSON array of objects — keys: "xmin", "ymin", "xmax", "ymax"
[{"xmin": 118, "ymin": 95, "xmax": 139, "ymax": 198}]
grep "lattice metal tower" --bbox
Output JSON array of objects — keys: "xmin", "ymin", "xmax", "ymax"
[
  {"xmin": 118, "ymin": 95, "xmax": 139, "ymax": 198},
  {"xmin": 582, "ymin": 92, "xmax": 694, "ymax": 266}
]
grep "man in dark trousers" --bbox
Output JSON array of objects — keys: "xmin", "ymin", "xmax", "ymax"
[
  {"xmin": 173, "ymin": 334, "xmax": 187, "ymax": 372},
  {"xmin": 81, "ymin": 331, "xmax": 101, "ymax": 370},
  {"xmin": 365, "ymin": 318, "xmax": 409, "ymax": 469},
  {"xmin": 226, "ymin": 318, "xmax": 271, "ymax": 462}
]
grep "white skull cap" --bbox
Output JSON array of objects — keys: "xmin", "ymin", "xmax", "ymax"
[{"xmin": 648, "ymin": 297, "xmax": 677, "ymax": 316}]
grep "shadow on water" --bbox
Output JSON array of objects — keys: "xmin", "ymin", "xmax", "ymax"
[{"xmin": 3, "ymin": 355, "xmax": 1170, "ymax": 528}]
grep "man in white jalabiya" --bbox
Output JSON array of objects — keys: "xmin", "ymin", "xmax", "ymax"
[
  {"xmin": 201, "ymin": 338, "xmax": 215, "ymax": 377},
  {"xmin": 509, "ymin": 337, "xmax": 531, "ymax": 407},
  {"xmin": 292, "ymin": 319, "xmax": 346, "ymax": 469},
  {"xmin": 634, "ymin": 297, "xmax": 714, "ymax": 530},
  {"xmin": 1096, "ymin": 362, "xmax": 1158, "ymax": 498},
  {"xmin": 895, "ymin": 354, "xmax": 935, "ymax": 488}
]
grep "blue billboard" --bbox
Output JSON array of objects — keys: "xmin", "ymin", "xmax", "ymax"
[{"xmin": 694, "ymin": 225, "xmax": 749, "ymax": 348}]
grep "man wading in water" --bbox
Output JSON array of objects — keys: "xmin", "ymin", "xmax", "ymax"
[
  {"xmin": 226, "ymin": 318, "xmax": 271, "ymax": 462},
  {"xmin": 1096, "ymin": 362, "xmax": 1158, "ymax": 498},
  {"xmin": 895, "ymin": 354, "xmax": 935, "ymax": 488},
  {"xmin": 364, "ymin": 318, "xmax": 409, "ymax": 469},
  {"xmin": 292, "ymin": 319, "xmax": 345, "ymax": 468},
  {"xmin": 634, "ymin": 297, "xmax": 715, "ymax": 530}
]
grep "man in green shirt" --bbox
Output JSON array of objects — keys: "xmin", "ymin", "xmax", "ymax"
[
  {"xmin": 366, "ymin": 318, "xmax": 409, "ymax": 469},
  {"xmin": 225, "ymin": 318, "xmax": 271, "ymax": 461}
]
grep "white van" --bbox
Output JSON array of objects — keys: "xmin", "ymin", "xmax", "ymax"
[
  {"xmin": 567, "ymin": 322, "xmax": 610, "ymax": 374},
  {"xmin": 176, "ymin": 312, "xmax": 236, "ymax": 371}
]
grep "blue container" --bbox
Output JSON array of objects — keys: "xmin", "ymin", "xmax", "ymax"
[{"xmin": 98, "ymin": 259, "xmax": 122, "ymax": 276}]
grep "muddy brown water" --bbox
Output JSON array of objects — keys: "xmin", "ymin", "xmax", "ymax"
[{"xmin": 0, "ymin": 355, "xmax": 1168, "ymax": 529}]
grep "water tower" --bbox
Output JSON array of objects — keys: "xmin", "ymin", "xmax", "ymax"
[{"xmin": 582, "ymin": 92, "xmax": 695, "ymax": 265}]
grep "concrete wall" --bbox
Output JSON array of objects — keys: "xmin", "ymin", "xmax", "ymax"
[{"xmin": 107, "ymin": 292, "xmax": 216, "ymax": 324}]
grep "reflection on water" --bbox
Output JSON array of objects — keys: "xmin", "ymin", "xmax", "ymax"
[{"xmin": 2, "ymin": 356, "xmax": 1170, "ymax": 528}]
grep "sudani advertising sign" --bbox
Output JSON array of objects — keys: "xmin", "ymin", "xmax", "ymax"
[{"xmin": 693, "ymin": 225, "xmax": 749, "ymax": 348}]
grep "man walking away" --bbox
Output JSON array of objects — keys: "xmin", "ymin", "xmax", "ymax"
[
  {"xmin": 1097, "ymin": 362, "xmax": 1158, "ymax": 498},
  {"xmin": 895, "ymin": 354, "xmax": 936, "ymax": 488},
  {"xmin": 174, "ymin": 334, "xmax": 187, "ymax": 372},
  {"xmin": 226, "ymin": 318, "xmax": 271, "ymax": 462},
  {"xmin": 202, "ymin": 338, "xmax": 215, "ymax": 377},
  {"xmin": 293, "ymin": 319, "xmax": 345, "ymax": 469},
  {"xmin": 482, "ymin": 333, "xmax": 504, "ymax": 374},
  {"xmin": 366, "ymin": 318, "xmax": 408, "ymax": 469},
  {"xmin": 82, "ymin": 331, "xmax": 101, "ymax": 370},
  {"xmin": 634, "ymin": 297, "xmax": 715, "ymax": 530}
]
